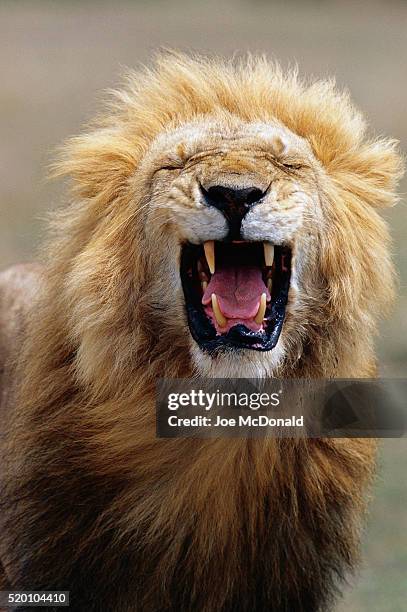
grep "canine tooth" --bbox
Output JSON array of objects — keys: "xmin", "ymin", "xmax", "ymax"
[
  {"xmin": 263, "ymin": 242, "xmax": 274, "ymax": 267},
  {"xmin": 204, "ymin": 241, "xmax": 215, "ymax": 274},
  {"xmin": 202, "ymin": 281, "xmax": 208, "ymax": 291},
  {"xmin": 211, "ymin": 294, "xmax": 227, "ymax": 327},
  {"xmin": 254, "ymin": 293, "xmax": 267, "ymax": 325},
  {"xmin": 267, "ymin": 278, "xmax": 272, "ymax": 294}
]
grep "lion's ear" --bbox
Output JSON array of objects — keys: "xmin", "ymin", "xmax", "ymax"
[
  {"xmin": 51, "ymin": 128, "xmax": 139, "ymax": 202},
  {"xmin": 330, "ymin": 138, "xmax": 404, "ymax": 209}
]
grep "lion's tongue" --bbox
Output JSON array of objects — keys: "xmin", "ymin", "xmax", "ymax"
[{"xmin": 202, "ymin": 265, "xmax": 270, "ymax": 331}]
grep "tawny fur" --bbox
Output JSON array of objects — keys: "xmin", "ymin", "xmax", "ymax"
[{"xmin": 0, "ymin": 53, "xmax": 404, "ymax": 611}]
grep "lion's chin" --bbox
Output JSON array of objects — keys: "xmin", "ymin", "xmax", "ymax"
[
  {"xmin": 190, "ymin": 337, "xmax": 287, "ymax": 378},
  {"xmin": 181, "ymin": 240, "xmax": 291, "ymax": 355}
]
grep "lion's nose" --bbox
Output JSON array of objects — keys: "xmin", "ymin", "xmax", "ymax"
[{"xmin": 201, "ymin": 185, "xmax": 265, "ymax": 239}]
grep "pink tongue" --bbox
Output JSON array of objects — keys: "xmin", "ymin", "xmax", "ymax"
[{"xmin": 202, "ymin": 266, "xmax": 270, "ymax": 319}]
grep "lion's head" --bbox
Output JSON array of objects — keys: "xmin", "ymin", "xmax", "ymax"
[{"xmin": 52, "ymin": 52, "xmax": 403, "ymax": 385}]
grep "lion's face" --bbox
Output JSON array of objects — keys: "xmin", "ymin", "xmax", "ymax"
[{"xmin": 138, "ymin": 116, "xmax": 323, "ymax": 376}]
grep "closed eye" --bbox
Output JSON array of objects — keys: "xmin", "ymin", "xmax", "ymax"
[
  {"xmin": 153, "ymin": 162, "xmax": 184, "ymax": 176},
  {"xmin": 281, "ymin": 162, "xmax": 303, "ymax": 170},
  {"xmin": 265, "ymin": 153, "xmax": 305, "ymax": 172},
  {"xmin": 160, "ymin": 165, "xmax": 182, "ymax": 171}
]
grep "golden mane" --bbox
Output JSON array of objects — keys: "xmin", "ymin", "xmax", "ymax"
[{"xmin": 0, "ymin": 53, "xmax": 403, "ymax": 611}]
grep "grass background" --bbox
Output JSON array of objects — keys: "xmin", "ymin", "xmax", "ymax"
[{"xmin": 0, "ymin": 2, "xmax": 405, "ymax": 610}]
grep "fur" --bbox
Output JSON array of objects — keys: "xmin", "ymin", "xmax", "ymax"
[{"xmin": 0, "ymin": 53, "xmax": 403, "ymax": 611}]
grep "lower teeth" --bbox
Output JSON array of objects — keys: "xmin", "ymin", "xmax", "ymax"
[{"xmin": 211, "ymin": 293, "xmax": 227, "ymax": 327}]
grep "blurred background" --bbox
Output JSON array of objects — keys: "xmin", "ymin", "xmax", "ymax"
[{"xmin": 0, "ymin": 1, "xmax": 405, "ymax": 610}]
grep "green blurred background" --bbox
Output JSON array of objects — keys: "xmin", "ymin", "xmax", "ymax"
[{"xmin": 0, "ymin": 1, "xmax": 405, "ymax": 610}]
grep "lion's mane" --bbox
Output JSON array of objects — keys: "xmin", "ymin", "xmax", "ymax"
[{"xmin": 0, "ymin": 53, "xmax": 403, "ymax": 611}]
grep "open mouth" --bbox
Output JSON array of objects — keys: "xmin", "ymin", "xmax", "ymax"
[{"xmin": 180, "ymin": 240, "xmax": 291, "ymax": 352}]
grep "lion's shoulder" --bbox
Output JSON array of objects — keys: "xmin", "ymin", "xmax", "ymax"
[{"xmin": 0, "ymin": 263, "xmax": 43, "ymax": 415}]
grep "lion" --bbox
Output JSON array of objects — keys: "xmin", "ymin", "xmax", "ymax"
[{"xmin": 0, "ymin": 53, "xmax": 403, "ymax": 611}]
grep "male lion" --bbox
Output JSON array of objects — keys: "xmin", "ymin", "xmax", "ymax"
[{"xmin": 0, "ymin": 53, "xmax": 403, "ymax": 611}]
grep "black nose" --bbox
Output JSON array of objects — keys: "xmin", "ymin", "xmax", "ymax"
[{"xmin": 201, "ymin": 185, "xmax": 265, "ymax": 239}]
